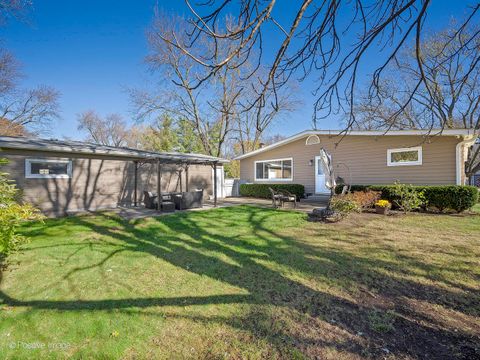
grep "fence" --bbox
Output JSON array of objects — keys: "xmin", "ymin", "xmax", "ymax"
[{"xmin": 224, "ymin": 179, "xmax": 244, "ymax": 197}]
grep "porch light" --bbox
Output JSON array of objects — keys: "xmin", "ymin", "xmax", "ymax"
[{"xmin": 308, "ymin": 159, "xmax": 314, "ymax": 166}]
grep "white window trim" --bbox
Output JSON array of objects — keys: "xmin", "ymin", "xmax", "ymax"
[
  {"xmin": 387, "ymin": 147, "xmax": 422, "ymax": 167},
  {"xmin": 254, "ymin": 157, "xmax": 293, "ymax": 181},
  {"xmin": 25, "ymin": 158, "xmax": 72, "ymax": 179}
]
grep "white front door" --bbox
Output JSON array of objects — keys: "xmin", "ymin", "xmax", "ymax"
[{"xmin": 315, "ymin": 156, "xmax": 329, "ymax": 194}]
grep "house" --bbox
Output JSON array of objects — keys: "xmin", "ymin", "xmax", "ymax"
[
  {"xmin": 0, "ymin": 136, "xmax": 227, "ymax": 216},
  {"xmin": 471, "ymin": 139, "xmax": 480, "ymax": 187},
  {"xmin": 234, "ymin": 129, "xmax": 478, "ymax": 196}
]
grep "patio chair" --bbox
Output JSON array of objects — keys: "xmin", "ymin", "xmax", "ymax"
[
  {"xmin": 269, "ymin": 187, "xmax": 284, "ymax": 209},
  {"xmin": 172, "ymin": 189, "xmax": 203, "ymax": 210},
  {"xmin": 279, "ymin": 189, "xmax": 297, "ymax": 208},
  {"xmin": 144, "ymin": 191, "xmax": 176, "ymax": 211},
  {"xmin": 143, "ymin": 191, "xmax": 158, "ymax": 209}
]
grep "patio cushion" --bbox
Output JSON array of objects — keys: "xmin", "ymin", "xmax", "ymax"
[
  {"xmin": 161, "ymin": 201, "xmax": 175, "ymax": 212},
  {"xmin": 172, "ymin": 190, "xmax": 203, "ymax": 210}
]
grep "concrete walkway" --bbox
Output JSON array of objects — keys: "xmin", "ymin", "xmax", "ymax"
[
  {"xmin": 113, "ymin": 196, "xmax": 328, "ymax": 220},
  {"xmin": 212, "ymin": 196, "xmax": 328, "ymax": 212}
]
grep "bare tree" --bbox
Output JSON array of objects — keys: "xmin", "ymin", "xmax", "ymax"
[
  {"xmin": 155, "ymin": 1, "xmax": 479, "ymax": 133},
  {"xmin": 132, "ymin": 11, "xmax": 296, "ymax": 157},
  {"xmin": 77, "ymin": 110, "xmax": 134, "ymax": 147},
  {"xmin": 0, "ymin": 49, "xmax": 19, "ymax": 95},
  {"xmin": 0, "ymin": 0, "xmax": 31, "ymax": 25},
  {"xmin": 0, "ymin": 85, "xmax": 60, "ymax": 135},
  {"xmin": 354, "ymin": 25, "xmax": 480, "ymax": 179},
  {"xmin": 352, "ymin": 79, "xmax": 426, "ymax": 131},
  {"xmin": 233, "ymin": 77, "xmax": 299, "ymax": 154},
  {"xmin": 132, "ymin": 13, "xmax": 239, "ymax": 157},
  {"xmin": 0, "ymin": 1, "xmax": 61, "ymax": 136}
]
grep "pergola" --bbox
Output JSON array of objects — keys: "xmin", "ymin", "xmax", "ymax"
[
  {"xmin": 131, "ymin": 151, "xmax": 229, "ymax": 211},
  {"xmin": 0, "ymin": 136, "xmax": 228, "ymax": 212}
]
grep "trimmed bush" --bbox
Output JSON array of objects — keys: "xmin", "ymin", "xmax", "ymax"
[
  {"xmin": 422, "ymin": 186, "xmax": 479, "ymax": 212},
  {"xmin": 240, "ymin": 183, "xmax": 305, "ymax": 200},
  {"xmin": 335, "ymin": 184, "xmax": 478, "ymax": 213}
]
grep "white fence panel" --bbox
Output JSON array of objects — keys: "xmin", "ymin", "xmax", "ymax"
[{"xmin": 224, "ymin": 178, "xmax": 243, "ymax": 197}]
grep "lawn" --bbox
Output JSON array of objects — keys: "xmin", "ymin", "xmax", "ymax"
[
  {"xmin": 0, "ymin": 205, "xmax": 479, "ymax": 359},
  {"xmin": 473, "ymin": 203, "xmax": 480, "ymax": 213}
]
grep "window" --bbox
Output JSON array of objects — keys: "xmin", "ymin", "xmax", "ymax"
[
  {"xmin": 387, "ymin": 147, "xmax": 422, "ymax": 166},
  {"xmin": 317, "ymin": 158, "xmax": 324, "ymax": 175},
  {"xmin": 305, "ymin": 134, "xmax": 320, "ymax": 145},
  {"xmin": 25, "ymin": 159, "xmax": 72, "ymax": 178},
  {"xmin": 255, "ymin": 158, "xmax": 293, "ymax": 181}
]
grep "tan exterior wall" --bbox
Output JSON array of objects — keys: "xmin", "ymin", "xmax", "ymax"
[
  {"xmin": 240, "ymin": 135, "xmax": 463, "ymax": 195},
  {"xmin": 1, "ymin": 149, "xmax": 215, "ymax": 216}
]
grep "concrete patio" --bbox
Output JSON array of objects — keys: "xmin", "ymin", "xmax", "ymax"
[{"xmin": 112, "ymin": 196, "xmax": 329, "ymax": 220}]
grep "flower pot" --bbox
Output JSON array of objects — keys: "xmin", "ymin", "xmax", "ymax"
[{"xmin": 375, "ymin": 205, "xmax": 389, "ymax": 215}]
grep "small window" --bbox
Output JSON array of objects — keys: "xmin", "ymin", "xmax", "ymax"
[
  {"xmin": 25, "ymin": 159, "xmax": 72, "ymax": 178},
  {"xmin": 387, "ymin": 147, "xmax": 422, "ymax": 166},
  {"xmin": 317, "ymin": 158, "xmax": 324, "ymax": 175},
  {"xmin": 255, "ymin": 158, "xmax": 293, "ymax": 181},
  {"xmin": 305, "ymin": 135, "xmax": 320, "ymax": 145}
]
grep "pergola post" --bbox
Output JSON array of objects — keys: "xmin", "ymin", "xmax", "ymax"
[
  {"xmin": 133, "ymin": 161, "xmax": 138, "ymax": 207},
  {"xmin": 179, "ymin": 168, "xmax": 183, "ymax": 192},
  {"xmin": 213, "ymin": 161, "xmax": 218, "ymax": 207},
  {"xmin": 185, "ymin": 165, "xmax": 189, "ymax": 192},
  {"xmin": 156, "ymin": 159, "xmax": 162, "ymax": 211}
]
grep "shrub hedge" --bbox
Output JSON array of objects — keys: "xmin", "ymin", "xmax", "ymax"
[
  {"xmin": 240, "ymin": 183, "xmax": 305, "ymax": 200},
  {"xmin": 335, "ymin": 184, "xmax": 479, "ymax": 213}
]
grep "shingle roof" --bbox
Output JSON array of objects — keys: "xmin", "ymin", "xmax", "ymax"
[{"xmin": 0, "ymin": 136, "xmax": 228, "ymax": 164}]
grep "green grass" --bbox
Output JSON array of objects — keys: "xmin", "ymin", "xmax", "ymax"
[
  {"xmin": 0, "ymin": 205, "xmax": 479, "ymax": 359},
  {"xmin": 472, "ymin": 203, "xmax": 480, "ymax": 213}
]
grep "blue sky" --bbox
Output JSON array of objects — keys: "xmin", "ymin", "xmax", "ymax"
[{"xmin": 0, "ymin": 0, "xmax": 472, "ymax": 140}]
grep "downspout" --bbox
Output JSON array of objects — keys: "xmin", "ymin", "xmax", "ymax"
[{"xmin": 456, "ymin": 136, "xmax": 476, "ymax": 185}]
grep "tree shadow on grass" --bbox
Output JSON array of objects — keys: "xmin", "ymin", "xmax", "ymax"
[{"xmin": 1, "ymin": 206, "xmax": 479, "ymax": 359}]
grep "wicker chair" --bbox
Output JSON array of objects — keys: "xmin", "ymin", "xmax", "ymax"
[
  {"xmin": 279, "ymin": 189, "xmax": 297, "ymax": 208},
  {"xmin": 269, "ymin": 187, "xmax": 297, "ymax": 208},
  {"xmin": 171, "ymin": 190, "xmax": 203, "ymax": 210},
  {"xmin": 143, "ymin": 191, "xmax": 157, "ymax": 209},
  {"xmin": 143, "ymin": 191, "xmax": 175, "ymax": 211},
  {"xmin": 268, "ymin": 187, "xmax": 283, "ymax": 209}
]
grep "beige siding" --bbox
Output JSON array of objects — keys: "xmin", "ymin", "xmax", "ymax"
[
  {"xmin": 1, "ymin": 149, "xmax": 215, "ymax": 216},
  {"xmin": 240, "ymin": 135, "xmax": 462, "ymax": 194}
]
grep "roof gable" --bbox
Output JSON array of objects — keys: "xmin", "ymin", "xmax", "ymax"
[{"xmin": 234, "ymin": 129, "xmax": 477, "ymax": 160}]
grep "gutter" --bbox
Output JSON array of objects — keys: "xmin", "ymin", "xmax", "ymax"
[
  {"xmin": 0, "ymin": 139, "xmax": 229, "ymax": 164},
  {"xmin": 456, "ymin": 135, "xmax": 477, "ymax": 185}
]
